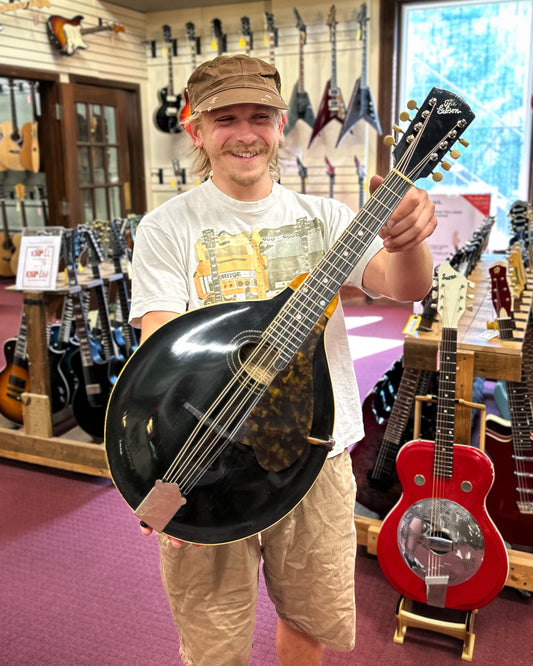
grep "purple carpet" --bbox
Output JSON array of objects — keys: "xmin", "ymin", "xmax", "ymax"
[{"xmin": 1, "ymin": 280, "xmax": 532, "ymax": 664}]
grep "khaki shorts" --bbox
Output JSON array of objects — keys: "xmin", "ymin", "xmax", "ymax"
[{"xmin": 158, "ymin": 449, "xmax": 357, "ymax": 666}]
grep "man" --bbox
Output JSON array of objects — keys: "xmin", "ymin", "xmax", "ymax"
[{"xmin": 129, "ymin": 54, "xmax": 436, "ymax": 665}]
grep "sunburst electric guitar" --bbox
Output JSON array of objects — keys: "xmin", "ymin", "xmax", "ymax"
[
  {"xmin": 105, "ymin": 88, "xmax": 475, "ymax": 546},
  {"xmin": 377, "ymin": 263, "xmax": 509, "ymax": 610}
]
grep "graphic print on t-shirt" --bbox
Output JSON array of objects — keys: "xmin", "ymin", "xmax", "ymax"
[{"xmin": 192, "ymin": 218, "xmax": 325, "ymax": 304}]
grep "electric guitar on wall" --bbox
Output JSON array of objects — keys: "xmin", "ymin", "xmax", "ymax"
[
  {"xmin": 337, "ymin": 2, "xmax": 382, "ymax": 146},
  {"xmin": 47, "ymin": 15, "xmax": 125, "ymax": 56},
  {"xmin": 264, "ymin": 12, "xmax": 278, "ymax": 66},
  {"xmin": 308, "ymin": 6, "xmax": 346, "ymax": 147},
  {"xmin": 354, "ymin": 154, "xmax": 366, "ymax": 210},
  {"xmin": 325, "ymin": 157, "xmax": 335, "ymax": 198},
  {"xmin": 284, "ymin": 8, "xmax": 315, "ymax": 136},
  {"xmin": 296, "ymin": 157, "xmax": 307, "ymax": 194},
  {"xmin": 240, "ymin": 16, "xmax": 253, "ymax": 55},
  {"xmin": 154, "ymin": 25, "xmax": 182, "ymax": 135},
  {"xmin": 179, "ymin": 22, "xmax": 200, "ymax": 126},
  {"xmin": 211, "ymin": 18, "xmax": 226, "ymax": 56},
  {"xmin": 105, "ymin": 87, "xmax": 476, "ymax": 546},
  {"xmin": 377, "ymin": 263, "xmax": 509, "ymax": 610},
  {"xmin": 485, "ymin": 260, "xmax": 533, "ymax": 548}
]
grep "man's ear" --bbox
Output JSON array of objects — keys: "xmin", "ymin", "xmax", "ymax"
[{"xmin": 186, "ymin": 122, "xmax": 203, "ymax": 148}]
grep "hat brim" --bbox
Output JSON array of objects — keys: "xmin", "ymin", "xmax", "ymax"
[{"xmin": 194, "ymin": 86, "xmax": 288, "ymax": 113}]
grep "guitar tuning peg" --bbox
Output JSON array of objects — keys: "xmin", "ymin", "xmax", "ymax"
[
  {"xmin": 406, "ymin": 99, "xmax": 418, "ymax": 111},
  {"xmin": 459, "ymin": 138, "xmax": 469, "ymax": 147},
  {"xmin": 399, "ymin": 111, "xmax": 411, "ymax": 122},
  {"xmin": 383, "ymin": 135, "xmax": 396, "ymax": 147},
  {"xmin": 468, "ymin": 281, "xmax": 475, "ymax": 289},
  {"xmin": 392, "ymin": 124, "xmax": 403, "ymax": 134},
  {"xmin": 441, "ymin": 160, "xmax": 452, "ymax": 171},
  {"xmin": 432, "ymin": 172, "xmax": 443, "ymax": 182},
  {"xmin": 450, "ymin": 149, "xmax": 461, "ymax": 159}
]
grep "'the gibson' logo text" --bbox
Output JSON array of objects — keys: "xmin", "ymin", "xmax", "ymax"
[{"xmin": 437, "ymin": 99, "xmax": 461, "ymax": 114}]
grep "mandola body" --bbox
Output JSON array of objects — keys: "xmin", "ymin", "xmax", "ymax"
[{"xmin": 105, "ymin": 287, "xmax": 334, "ymax": 545}]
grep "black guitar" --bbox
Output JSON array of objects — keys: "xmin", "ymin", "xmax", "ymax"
[
  {"xmin": 284, "ymin": 8, "xmax": 315, "ymax": 136},
  {"xmin": 108, "ymin": 219, "xmax": 139, "ymax": 359},
  {"xmin": 64, "ymin": 229, "xmax": 117, "ymax": 439},
  {"xmin": 154, "ymin": 25, "xmax": 182, "ymax": 134},
  {"xmin": 105, "ymin": 88, "xmax": 475, "ymax": 545},
  {"xmin": 337, "ymin": 2, "xmax": 382, "ymax": 146}
]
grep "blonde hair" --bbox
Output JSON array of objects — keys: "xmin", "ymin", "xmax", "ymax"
[{"xmin": 182, "ymin": 108, "xmax": 284, "ymax": 181}]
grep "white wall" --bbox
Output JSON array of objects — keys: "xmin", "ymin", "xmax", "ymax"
[{"xmin": 0, "ymin": 0, "xmax": 383, "ymax": 216}]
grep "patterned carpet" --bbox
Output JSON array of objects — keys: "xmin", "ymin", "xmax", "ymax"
[{"xmin": 1, "ymin": 281, "xmax": 532, "ymax": 664}]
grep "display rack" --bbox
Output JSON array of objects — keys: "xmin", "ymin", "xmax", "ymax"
[
  {"xmin": 354, "ymin": 253, "xmax": 533, "ymax": 655},
  {"xmin": 0, "ymin": 285, "xmax": 110, "ymax": 478}
]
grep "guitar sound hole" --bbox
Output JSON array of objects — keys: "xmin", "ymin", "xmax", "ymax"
[{"xmin": 238, "ymin": 341, "xmax": 280, "ymax": 386}]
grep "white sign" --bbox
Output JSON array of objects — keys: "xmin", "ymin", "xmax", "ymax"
[
  {"xmin": 427, "ymin": 193, "xmax": 491, "ymax": 267},
  {"xmin": 15, "ymin": 228, "xmax": 64, "ymax": 291}
]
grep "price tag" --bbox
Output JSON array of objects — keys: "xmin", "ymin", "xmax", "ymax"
[{"xmin": 403, "ymin": 314, "xmax": 421, "ymax": 336}]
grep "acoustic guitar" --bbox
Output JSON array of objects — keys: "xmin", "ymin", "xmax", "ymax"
[
  {"xmin": 0, "ymin": 80, "xmax": 24, "ymax": 171},
  {"xmin": 0, "ymin": 185, "xmax": 16, "ymax": 277},
  {"xmin": 284, "ymin": 8, "xmax": 315, "ymax": 136},
  {"xmin": 20, "ymin": 81, "xmax": 40, "ymax": 173},
  {"xmin": 308, "ymin": 6, "xmax": 346, "ymax": 147},
  {"xmin": 377, "ymin": 263, "xmax": 509, "ymax": 610},
  {"xmin": 105, "ymin": 87, "xmax": 475, "ymax": 545}
]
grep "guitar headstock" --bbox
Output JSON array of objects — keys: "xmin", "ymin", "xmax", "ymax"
[
  {"xmin": 386, "ymin": 88, "xmax": 474, "ymax": 184},
  {"xmin": 212, "ymin": 18, "xmax": 226, "ymax": 54},
  {"xmin": 327, "ymin": 5, "xmax": 337, "ymax": 30},
  {"xmin": 162, "ymin": 24, "xmax": 171, "ymax": 44},
  {"xmin": 265, "ymin": 11, "xmax": 277, "ymax": 37},
  {"xmin": 294, "ymin": 8, "xmax": 306, "ymax": 40},
  {"xmin": 436, "ymin": 262, "xmax": 472, "ymax": 329},
  {"xmin": 240, "ymin": 16, "xmax": 253, "ymax": 52},
  {"xmin": 297, "ymin": 157, "xmax": 307, "ymax": 180},
  {"xmin": 108, "ymin": 218, "xmax": 128, "ymax": 260},
  {"xmin": 14, "ymin": 183, "xmax": 25, "ymax": 202},
  {"xmin": 356, "ymin": 2, "xmax": 369, "ymax": 38},
  {"xmin": 186, "ymin": 21, "xmax": 196, "ymax": 43},
  {"xmin": 354, "ymin": 154, "xmax": 366, "ymax": 180},
  {"xmin": 325, "ymin": 156, "xmax": 335, "ymax": 177},
  {"xmin": 110, "ymin": 23, "xmax": 125, "ymax": 34},
  {"xmin": 489, "ymin": 260, "xmax": 513, "ymax": 319}
]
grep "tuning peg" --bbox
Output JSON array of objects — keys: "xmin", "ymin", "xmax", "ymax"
[
  {"xmin": 459, "ymin": 138, "xmax": 469, "ymax": 147},
  {"xmin": 432, "ymin": 172, "xmax": 443, "ymax": 182},
  {"xmin": 441, "ymin": 160, "xmax": 452, "ymax": 171},
  {"xmin": 450, "ymin": 149, "xmax": 461, "ymax": 159},
  {"xmin": 406, "ymin": 99, "xmax": 418, "ymax": 111},
  {"xmin": 399, "ymin": 111, "xmax": 411, "ymax": 122},
  {"xmin": 392, "ymin": 124, "xmax": 404, "ymax": 134},
  {"xmin": 383, "ymin": 135, "xmax": 396, "ymax": 147}
]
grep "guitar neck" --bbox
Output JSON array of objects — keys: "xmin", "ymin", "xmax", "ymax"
[
  {"xmin": 298, "ymin": 32, "xmax": 305, "ymax": 93},
  {"xmin": 330, "ymin": 22, "xmax": 338, "ymax": 94},
  {"xmin": 263, "ymin": 171, "xmax": 412, "ymax": 364},
  {"xmin": 434, "ymin": 326, "xmax": 457, "ymax": 477}
]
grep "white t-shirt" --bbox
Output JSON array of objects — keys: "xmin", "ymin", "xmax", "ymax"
[{"xmin": 130, "ymin": 178, "xmax": 383, "ymax": 456}]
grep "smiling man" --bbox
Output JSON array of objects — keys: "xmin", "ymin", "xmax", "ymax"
[{"xmin": 128, "ymin": 54, "xmax": 436, "ymax": 666}]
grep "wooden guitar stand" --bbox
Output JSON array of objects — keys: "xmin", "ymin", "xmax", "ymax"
[
  {"xmin": 390, "ymin": 394, "xmax": 486, "ymax": 660},
  {"xmin": 394, "ymin": 595, "xmax": 477, "ymax": 661}
]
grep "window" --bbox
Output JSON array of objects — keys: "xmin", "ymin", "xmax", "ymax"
[{"xmin": 381, "ymin": 0, "xmax": 533, "ymax": 248}]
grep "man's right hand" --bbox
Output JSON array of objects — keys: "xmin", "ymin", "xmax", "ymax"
[{"xmin": 139, "ymin": 521, "xmax": 185, "ymax": 548}]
